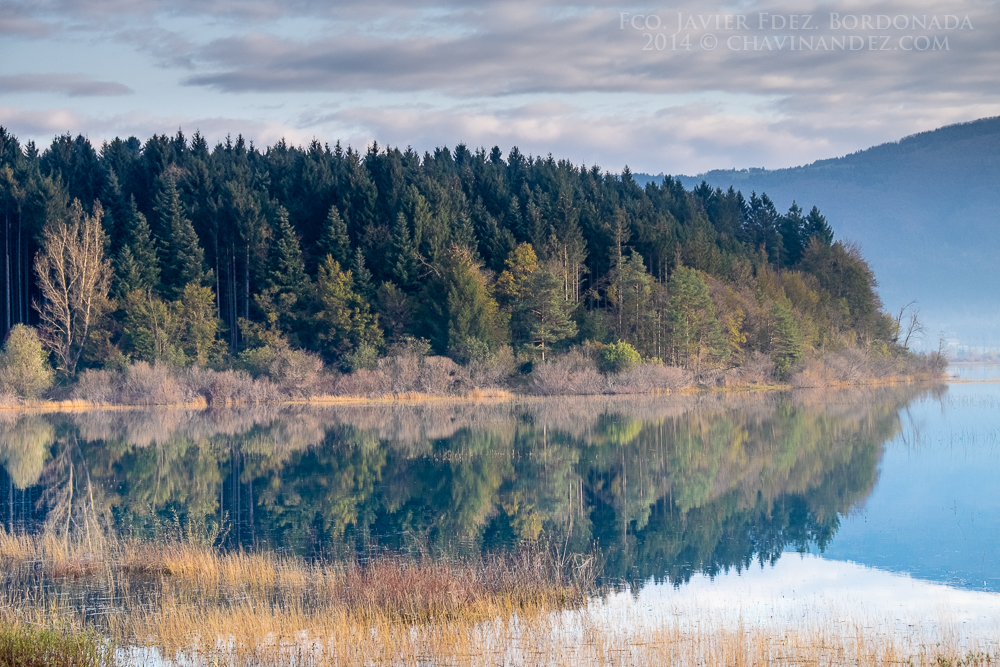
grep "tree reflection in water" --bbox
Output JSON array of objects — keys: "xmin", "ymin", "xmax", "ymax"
[{"xmin": 0, "ymin": 386, "xmax": 941, "ymax": 590}]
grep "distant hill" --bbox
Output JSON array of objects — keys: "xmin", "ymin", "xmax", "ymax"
[{"xmin": 638, "ymin": 117, "xmax": 1000, "ymax": 348}]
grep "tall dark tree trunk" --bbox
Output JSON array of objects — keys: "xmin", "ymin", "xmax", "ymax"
[{"xmin": 244, "ymin": 243, "xmax": 250, "ymax": 322}]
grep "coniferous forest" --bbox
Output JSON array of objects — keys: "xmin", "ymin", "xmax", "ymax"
[{"xmin": 0, "ymin": 129, "xmax": 942, "ymax": 403}]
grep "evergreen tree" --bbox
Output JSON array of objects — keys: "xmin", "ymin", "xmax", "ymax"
[
  {"xmin": 351, "ymin": 246, "xmax": 374, "ymax": 301},
  {"xmin": 113, "ymin": 196, "xmax": 160, "ymax": 298},
  {"xmin": 803, "ymin": 206, "xmax": 834, "ymax": 246},
  {"xmin": 154, "ymin": 170, "xmax": 207, "ymax": 298},
  {"xmin": 390, "ymin": 212, "xmax": 419, "ymax": 290},
  {"xmin": 99, "ymin": 168, "xmax": 128, "ymax": 253},
  {"xmin": 421, "ymin": 245, "xmax": 507, "ymax": 362},
  {"xmin": 519, "ymin": 266, "xmax": 577, "ymax": 361},
  {"xmin": 267, "ymin": 205, "xmax": 310, "ymax": 299},
  {"xmin": 778, "ymin": 201, "xmax": 805, "ymax": 267},
  {"xmin": 770, "ymin": 300, "xmax": 803, "ymax": 378},
  {"xmin": 317, "ymin": 205, "xmax": 351, "ymax": 268},
  {"xmin": 314, "ymin": 256, "xmax": 384, "ymax": 364},
  {"xmin": 667, "ymin": 267, "xmax": 726, "ymax": 370}
]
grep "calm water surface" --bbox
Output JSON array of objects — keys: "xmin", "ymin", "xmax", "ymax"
[{"xmin": 2, "ymin": 378, "xmax": 999, "ymax": 625}]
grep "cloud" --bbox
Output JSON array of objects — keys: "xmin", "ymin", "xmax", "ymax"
[
  {"xmin": 1, "ymin": 0, "xmax": 998, "ymax": 173},
  {"xmin": 177, "ymin": 0, "xmax": 999, "ymax": 102},
  {"xmin": 0, "ymin": 16, "xmax": 55, "ymax": 36},
  {"xmin": 0, "ymin": 74, "xmax": 134, "ymax": 97},
  {"xmin": 0, "ymin": 106, "xmax": 317, "ymax": 150}
]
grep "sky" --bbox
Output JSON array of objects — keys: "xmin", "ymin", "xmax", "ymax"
[{"xmin": 1, "ymin": 0, "xmax": 997, "ymax": 174}]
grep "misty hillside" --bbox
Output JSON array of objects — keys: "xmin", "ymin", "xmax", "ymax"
[{"xmin": 639, "ymin": 117, "xmax": 1000, "ymax": 347}]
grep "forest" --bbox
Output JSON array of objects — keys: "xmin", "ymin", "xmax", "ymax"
[{"xmin": 0, "ymin": 128, "xmax": 940, "ymax": 402}]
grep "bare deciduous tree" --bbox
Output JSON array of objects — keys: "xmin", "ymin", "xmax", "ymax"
[
  {"xmin": 34, "ymin": 199, "xmax": 112, "ymax": 376},
  {"xmin": 894, "ymin": 301, "xmax": 927, "ymax": 349}
]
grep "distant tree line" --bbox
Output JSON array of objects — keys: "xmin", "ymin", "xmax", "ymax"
[{"xmin": 0, "ymin": 128, "xmax": 909, "ymax": 389}]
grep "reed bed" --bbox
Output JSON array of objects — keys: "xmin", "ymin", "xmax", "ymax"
[{"xmin": 0, "ymin": 529, "xmax": 996, "ymax": 666}]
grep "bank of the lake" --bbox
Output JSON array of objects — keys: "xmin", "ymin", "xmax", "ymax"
[{"xmin": 0, "ymin": 345, "xmax": 946, "ymax": 411}]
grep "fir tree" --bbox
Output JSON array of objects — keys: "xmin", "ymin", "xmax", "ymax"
[
  {"xmin": 113, "ymin": 196, "xmax": 160, "ymax": 298},
  {"xmin": 99, "ymin": 168, "xmax": 128, "ymax": 253},
  {"xmin": 351, "ymin": 246, "xmax": 374, "ymax": 301},
  {"xmin": 519, "ymin": 266, "xmax": 577, "ymax": 361},
  {"xmin": 318, "ymin": 205, "xmax": 351, "ymax": 267},
  {"xmin": 154, "ymin": 170, "xmax": 207, "ymax": 298},
  {"xmin": 803, "ymin": 206, "xmax": 834, "ymax": 246},
  {"xmin": 268, "ymin": 205, "xmax": 310, "ymax": 299},
  {"xmin": 667, "ymin": 266, "xmax": 726, "ymax": 370},
  {"xmin": 770, "ymin": 300, "xmax": 803, "ymax": 378},
  {"xmin": 390, "ymin": 212, "xmax": 419, "ymax": 290},
  {"xmin": 421, "ymin": 245, "xmax": 507, "ymax": 362},
  {"xmin": 314, "ymin": 256, "xmax": 383, "ymax": 363}
]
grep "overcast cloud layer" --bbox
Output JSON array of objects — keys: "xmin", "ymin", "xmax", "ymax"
[{"xmin": 0, "ymin": 0, "xmax": 997, "ymax": 173}]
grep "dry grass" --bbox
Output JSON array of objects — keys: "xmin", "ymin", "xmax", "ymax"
[
  {"xmin": 0, "ymin": 529, "xmax": 995, "ymax": 666},
  {"xmin": 0, "ymin": 529, "xmax": 594, "ymax": 664}
]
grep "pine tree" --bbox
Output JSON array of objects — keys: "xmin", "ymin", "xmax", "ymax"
[
  {"xmin": 268, "ymin": 205, "xmax": 310, "ymax": 299},
  {"xmin": 667, "ymin": 266, "xmax": 726, "ymax": 370},
  {"xmin": 99, "ymin": 168, "xmax": 128, "ymax": 253},
  {"xmin": 519, "ymin": 266, "xmax": 577, "ymax": 361},
  {"xmin": 778, "ymin": 201, "xmax": 805, "ymax": 267},
  {"xmin": 114, "ymin": 196, "xmax": 160, "ymax": 298},
  {"xmin": 390, "ymin": 212, "xmax": 419, "ymax": 290},
  {"xmin": 803, "ymin": 206, "xmax": 833, "ymax": 246},
  {"xmin": 154, "ymin": 170, "xmax": 207, "ymax": 298},
  {"xmin": 314, "ymin": 256, "xmax": 383, "ymax": 363},
  {"xmin": 420, "ymin": 245, "xmax": 507, "ymax": 362},
  {"xmin": 351, "ymin": 246, "xmax": 374, "ymax": 301},
  {"xmin": 318, "ymin": 205, "xmax": 351, "ymax": 267},
  {"xmin": 770, "ymin": 300, "xmax": 802, "ymax": 378}
]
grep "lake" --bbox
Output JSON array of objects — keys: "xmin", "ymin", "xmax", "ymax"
[{"xmin": 2, "ymin": 379, "xmax": 999, "ymax": 648}]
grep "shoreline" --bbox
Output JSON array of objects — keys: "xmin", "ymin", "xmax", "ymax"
[{"xmin": 0, "ymin": 374, "xmax": 950, "ymax": 413}]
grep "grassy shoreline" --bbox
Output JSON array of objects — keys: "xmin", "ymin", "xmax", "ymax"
[
  {"xmin": 0, "ymin": 374, "xmax": 947, "ymax": 413},
  {"xmin": 0, "ymin": 531, "xmax": 995, "ymax": 666}
]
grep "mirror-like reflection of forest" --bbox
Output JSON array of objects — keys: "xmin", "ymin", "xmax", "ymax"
[{"xmin": 0, "ymin": 386, "xmax": 940, "ymax": 589}]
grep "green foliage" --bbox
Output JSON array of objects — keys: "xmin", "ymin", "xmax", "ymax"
[
  {"xmin": 318, "ymin": 205, "xmax": 351, "ymax": 268},
  {"xmin": 0, "ymin": 623, "xmax": 106, "ymax": 667},
  {"xmin": 599, "ymin": 340, "xmax": 641, "ymax": 374},
  {"xmin": 113, "ymin": 196, "xmax": 159, "ymax": 298},
  {"xmin": 667, "ymin": 267, "xmax": 727, "ymax": 369},
  {"xmin": 770, "ymin": 300, "xmax": 803, "ymax": 379},
  {"xmin": 154, "ymin": 170, "xmax": 207, "ymax": 299},
  {"xmin": 315, "ymin": 255, "xmax": 384, "ymax": 366},
  {"xmin": 351, "ymin": 246, "xmax": 374, "ymax": 301},
  {"xmin": 518, "ymin": 265, "xmax": 577, "ymax": 361},
  {"xmin": 2, "ymin": 129, "xmax": 907, "ymax": 382},
  {"xmin": 268, "ymin": 205, "xmax": 311, "ymax": 300},
  {"xmin": 390, "ymin": 212, "xmax": 419, "ymax": 290},
  {"xmin": 421, "ymin": 245, "xmax": 508, "ymax": 363},
  {"xmin": 121, "ymin": 285, "xmax": 223, "ymax": 367},
  {"xmin": 0, "ymin": 325, "xmax": 54, "ymax": 398}
]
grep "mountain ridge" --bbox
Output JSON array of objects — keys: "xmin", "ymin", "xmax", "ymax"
[{"xmin": 637, "ymin": 116, "xmax": 1000, "ymax": 347}]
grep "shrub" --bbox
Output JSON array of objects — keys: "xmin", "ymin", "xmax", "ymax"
[
  {"xmin": 530, "ymin": 350, "xmax": 603, "ymax": 395},
  {"xmin": 724, "ymin": 351, "xmax": 777, "ymax": 386},
  {"xmin": 120, "ymin": 362, "xmax": 184, "ymax": 404},
  {"xmin": 184, "ymin": 367, "xmax": 278, "ymax": 406},
  {"xmin": 0, "ymin": 623, "xmax": 106, "ymax": 667},
  {"xmin": 599, "ymin": 341, "xmax": 640, "ymax": 374},
  {"xmin": 0, "ymin": 325, "xmax": 54, "ymax": 399},
  {"xmin": 269, "ymin": 347, "xmax": 325, "ymax": 397},
  {"xmin": 467, "ymin": 345, "xmax": 516, "ymax": 388},
  {"xmin": 342, "ymin": 343, "xmax": 379, "ymax": 372},
  {"xmin": 235, "ymin": 345, "xmax": 279, "ymax": 378},
  {"xmin": 607, "ymin": 362, "xmax": 692, "ymax": 394},
  {"xmin": 71, "ymin": 369, "xmax": 118, "ymax": 403}
]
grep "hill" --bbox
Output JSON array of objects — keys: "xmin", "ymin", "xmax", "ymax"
[{"xmin": 639, "ymin": 117, "xmax": 1000, "ymax": 348}]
